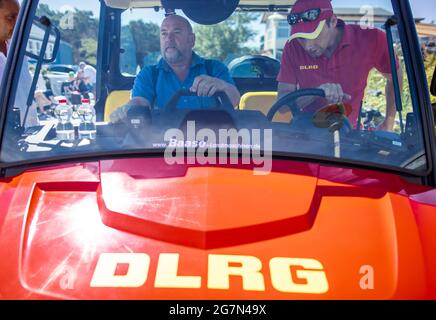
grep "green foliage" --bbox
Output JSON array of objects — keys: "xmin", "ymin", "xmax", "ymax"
[
  {"xmin": 193, "ymin": 13, "xmax": 259, "ymax": 62},
  {"xmin": 363, "ymin": 50, "xmax": 436, "ymax": 131},
  {"xmin": 363, "ymin": 69, "xmax": 388, "ymax": 113},
  {"xmin": 36, "ymin": 4, "xmax": 161, "ymax": 69},
  {"xmin": 80, "ymin": 38, "xmax": 98, "ymax": 65},
  {"xmin": 36, "ymin": 3, "xmax": 60, "ymax": 21},
  {"xmin": 424, "ymin": 53, "xmax": 436, "ymax": 104},
  {"xmin": 36, "ymin": 4, "xmax": 99, "ymax": 65},
  {"xmin": 127, "ymin": 20, "xmax": 160, "ymax": 68}
]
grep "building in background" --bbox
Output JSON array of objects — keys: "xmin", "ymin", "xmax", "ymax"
[
  {"xmin": 26, "ymin": 23, "xmax": 73, "ymax": 65},
  {"xmin": 415, "ymin": 22, "xmax": 436, "ymax": 43},
  {"xmin": 262, "ymin": 7, "xmax": 397, "ymax": 60}
]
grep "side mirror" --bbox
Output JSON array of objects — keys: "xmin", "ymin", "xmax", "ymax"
[
  {"xmin": 25, "ymin": 16, "xmax": 60, "ymax": 63},
  {"xmin": 24, "ymin": 16, "xmax": 61, "ymax": 109}
]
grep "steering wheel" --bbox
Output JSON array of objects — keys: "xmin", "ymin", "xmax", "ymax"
[
  {"xmin": 164, "ymin": 89, "xmax": 234, "ymax": 112},
  {"xmin": 266, "ymin": 88, "xmax": 325, "ymax": 122}
]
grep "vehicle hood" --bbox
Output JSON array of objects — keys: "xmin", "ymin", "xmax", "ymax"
[{"xmin": 0, "ymin": 158, "xmax": 435, "ymax": 299}]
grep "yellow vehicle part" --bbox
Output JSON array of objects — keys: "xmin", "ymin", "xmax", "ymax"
[
  {"xmin": 239, "ymin": 91, "xmax": 292, "ymax": 123},
  {"xmin": 104, "ymin": 90, "xmax": 131, "ymax": 122}
]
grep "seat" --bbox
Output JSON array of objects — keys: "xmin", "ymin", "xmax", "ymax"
[
  {"xmin": 104, "ymin": 90, "xmax": 131, "ymax": 122},
  {"xmin": 239, "ymin": 91, "xmax": 292, "ymax": 123}
]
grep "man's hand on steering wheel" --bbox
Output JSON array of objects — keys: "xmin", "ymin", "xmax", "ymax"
[
  {"xmin": 109, "ymin": 97, "xmax": 150, "ymax": 123},
  {"xmin": 190, "ymin": 75, "xmax": 228, "ymax": 97},
  {"xmin": 318, "ymin": 83, "xmax": 351, "ymax": 104}
]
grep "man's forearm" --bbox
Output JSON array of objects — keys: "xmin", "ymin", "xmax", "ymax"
[
  {"xmin": 109, "ymin": 96, "xmax": 151, "ymax": 123},
  {"xmin": 223, "ymin": 82, "xmax": 241, "ymax": 107},
  {"xmin": 385, "ymin": 79, "xmax": 397, "ymax": 124}
]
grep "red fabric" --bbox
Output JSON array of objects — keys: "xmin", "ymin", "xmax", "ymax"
[
  {"xmin": 277, "ymin": 21, "xmax": 398, "ymax": 126},
  {"xmin": 289, "ymin": 0, "xmax": 333, "ymax": 37}
]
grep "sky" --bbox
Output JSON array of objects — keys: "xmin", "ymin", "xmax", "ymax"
[{"xmin": 408, "ymin": 0, "xmax": 436, "ymax": 23}]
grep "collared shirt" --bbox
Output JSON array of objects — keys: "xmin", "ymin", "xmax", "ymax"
[
  {"xmin": 83, "ymin": 65, "xmax": 97, "ymax": 84},
  {"xmin": 277, "ymin": 20, "xmax": 396, "ymax": 126},
  {"xmin": 132, "ymin": 52, "xmax": 235, "ymax": 109}
]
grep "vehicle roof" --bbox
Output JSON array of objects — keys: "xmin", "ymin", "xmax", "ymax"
[{"xmin": 104, "ymin": 0, "xmax": 296, "ymax": 9}]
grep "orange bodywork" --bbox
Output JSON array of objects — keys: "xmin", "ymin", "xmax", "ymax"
[{"xmin": 0, "ymin": 158, "xmax": 435, "ymax": 299}]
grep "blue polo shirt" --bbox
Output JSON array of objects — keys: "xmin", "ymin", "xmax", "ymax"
[{"xmin": 132, "ymin": 52, "xmax": 235, "ymax": 109}]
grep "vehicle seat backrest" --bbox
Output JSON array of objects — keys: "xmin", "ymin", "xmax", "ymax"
[
  {"xmin": 104, "ymin": 90, "xmax": 131, "ymax": 122},
  {"xmin": 239, "ymin": 91, "xmax": 292, "ymax": 123}
]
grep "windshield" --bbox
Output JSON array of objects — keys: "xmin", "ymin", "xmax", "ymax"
[{"xmin": 0, "ymin": 0, "xmax": 434, "ymax": 174}]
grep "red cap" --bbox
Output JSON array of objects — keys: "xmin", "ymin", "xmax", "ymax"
[
  {"xmin": 288, "ymin": 0, "xmax": 333, "ymax": 42},
  {"xmin": 81, "ymin": 99, "xmax": 90, "ymax": 103},
  {"xmin": 58, "ymin": 99, "xmax": 67, "ymax": 103}
]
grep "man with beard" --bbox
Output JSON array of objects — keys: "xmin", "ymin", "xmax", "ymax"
[{"xmin": 110, "ymin": 14, "xmax": 240, "ymax": 123}]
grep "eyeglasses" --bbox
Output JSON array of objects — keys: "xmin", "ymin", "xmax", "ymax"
[{"xmin": 287, "ymin": 8, "xmax": 331, "ymax": 25}]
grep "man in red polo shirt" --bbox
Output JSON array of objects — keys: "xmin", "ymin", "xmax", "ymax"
[{"xmin": 277, "ymin": 0, "xmax": 401, "ymax": 131}]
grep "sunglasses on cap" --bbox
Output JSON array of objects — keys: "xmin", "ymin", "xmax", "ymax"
[{"xmin": 287, "ymin": 8, "xmax": 332, "ymax": 25}]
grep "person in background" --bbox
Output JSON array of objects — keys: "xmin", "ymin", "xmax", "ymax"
[
  {"xmin": 421, "ymin": 42, "xmax": 427, "ymax": 61},
  {"xmin": 77, "ymin": 61, "xmax": 96, "ymax": 95},
  {"xmin": 0, "ymin": 0, "xmax": 39, "ymax": 127},
  {"xmin": 0, "ymin": 0, "xmax": 18, "ymax": 62}
]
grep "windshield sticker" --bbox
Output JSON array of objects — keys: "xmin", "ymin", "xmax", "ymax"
[{"xmin": 162, "ymin": 121, "xmax": 272, "ymax": 175}]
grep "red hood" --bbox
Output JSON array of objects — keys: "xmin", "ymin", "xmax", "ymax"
[
  {"xmin": 97, "ymin": 159, "xmax": 319, "ymax": 249},
  {"xmin": 0, "ymin": 158, "xmax": 435, "ymax": 299}
]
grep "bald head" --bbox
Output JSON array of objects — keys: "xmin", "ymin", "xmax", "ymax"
[
  {"xmin": 161, "ymin": 15, "xmax": 193, "ymax": 34},
  {"xmin": 160, "ymin": 14, "xmax": 195, "ymax": 65}
]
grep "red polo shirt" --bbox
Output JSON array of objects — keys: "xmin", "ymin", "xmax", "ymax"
[{"xmin": 277, "ymin": 20, "xmax": 397, "ymax": 126}]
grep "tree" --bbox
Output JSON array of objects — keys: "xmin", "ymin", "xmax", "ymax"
[
  {"xmin": 36, "ymin": 4, "xmax": 61, "ymax": 22},
  {"xmin": 58, "ymin": 9, "xmax": 99, "ymax": 64},
  {"xmin": 120, "ymin": 25, "xmax": 137, "ymax": 75},
  {"xmin": 127, "ymin": 20, "xmax": 160, "ymax": 68},
  {"xmin": 36, "ymin": 5, "xmax": 99, "ymax": 65},
  {"xmin": 193, "ymin": 13, "xmax": 259, "ymax": 62},
  {"xmin": 80, "ymin": 38, "xmax": 98, "ymax": 65}
]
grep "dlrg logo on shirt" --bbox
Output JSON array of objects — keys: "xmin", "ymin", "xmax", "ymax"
[{"xmin": 300, "ymin": 65, "xmax": 319, "ymax": 70}]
